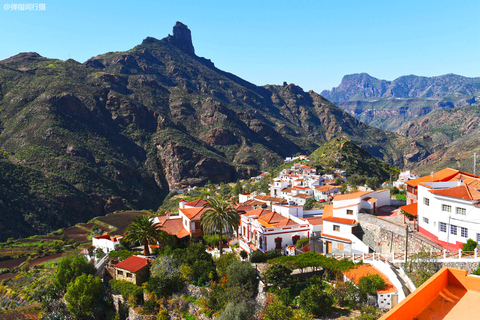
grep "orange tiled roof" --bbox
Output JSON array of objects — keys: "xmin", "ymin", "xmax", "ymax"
[
  {"xmin": 322, "ymin": 204, "xmax": 333, "ymax": 219},
  {"xmin": 322, "ymin": 216, "xmax": 357, "ymax": 225},
  {"xmin": 114, "ymin": 256, "xmax": 153, "ymax": 273},
  {"xmin": 244, "ymin": 199, "xmax": 265, "ymax": 206},
  {"xmin": 292, "ymin": 186, "xmax": 307, "ymax": 190},
  {"xmin": 429, "ymin": 184, "xmax": 480, "ymax": 201},
  {"xmin": 254, "ymin": 195, "xmax": 286, "ymax": 203},
  {"xmin": 293, "ymin": 194, "xmax": 313, "ymax": 199},
  {"xmin": 333, "ymin": 191, "xmax": 372, "ymax": 201},
  {"xmin": 363, "ymin": 197, "xmax": 377, "ymax": 203},
  {"xmin": 179, "ymin": 207, "xmax": 208, "ymax": 220},
  {"xmin": 315, "ymin": 185, "xmax": 337, "ymax": 192},
  {"xmin": 183, "ymin": 199, "xmax": 208, "ymax": 207},
  {"xmin": 159, "ymin": 218, "xmax": 189, "ymax": 239},
  {"xmin": 405, "ymin": 168, "xmax": 469, "ymax": 188},
  {"xmin": 235, "ymin": 204, "xmax": 254, "ymax": 213},
  {"xmin": 321, "ymin": 232, "xmax": 351, "ymax": 243},
  {"xmin": 344, "ymin": 265, "xmax": 397, "ymax": 294},
  {"xmin": 305, "ymin": 216, "xmax": 323, "ymax": 225},
  {"xmin": 245, "ymin": 208, "xmax": 298, "ymax": 228},
  {"xmin": 399, "ymin": 203, "xmax": 418, "ymax": 216}
]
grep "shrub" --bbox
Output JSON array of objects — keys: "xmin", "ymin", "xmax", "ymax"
[
  {"xmin": 295, "ymin": 238, "xmax": 309, "ymax": 249},
  {"xmin": 330, "ymin": 280, "xmax": 361, "ymax": 308},
  {"xmin": 263, "ymin": 294, "xmax": 294, "ymax": 320},
  {"xmin": 298, "ymin": 283, "xmax": 333, "ymax": 317},
  {"xmin": 216, "ymin": 252, "xmax": 238, "ymax": 276},
  {"xmin": 358, "ymin": 274, "xmax": 387, "ymax": 296},
  {"xmin": 65, "ymin": 274, "xmax": 103, "ymax": 318},
  {"xmin": 52, "ymin": 255, "xmax": 95, "ymax": 290},
  {"xmin": 264, "ymin": 263, "xmax": 292, "ymax": 289},
  {"xmin": 109, "ymin": 279, "xmax": 144, "ymax": 305},
  {"xmin": 217, "ymin": 300, "xmax": 254, "ymax": 320},
  {"xmin": 240, "ymin": 250, "xmax": 248, "ymax": 260},
  {"xmin": 463, "ymin": 239, "xmax": 478, "ymax": 252},
  {"xmin": 249, "ymin": 251, "xmax": 266, "ymax": 263},
  {"xmin": 354, "ymin": 305, "xmax": 383, "ymax": 320},
  {"xmin": 265, "ymin": 250, "xmax": 283, "ymax": 260},
  {"xmin": 226, "ymin": 261, "xmax": 258, "ymax": 297}
]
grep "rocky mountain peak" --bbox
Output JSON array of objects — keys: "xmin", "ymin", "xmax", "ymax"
[
  {"xmin": 0, "ymin": 52, "xmax": 42, "ymax": 64},
  {"xmin": 167, "ymin": 21, "xmax": 195, "ymax": 55}
]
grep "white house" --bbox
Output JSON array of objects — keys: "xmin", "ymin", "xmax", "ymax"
[
  {"xmin": 92, "ymin": 233, "xmax": 123, "ymax": 253},
  {"xmin": 314, "ymin": 185, "xmax": 339, "ymax": 201},
  {"xmin": 321, "ymin": 190, "xmax": 390, "ymax": 254},
  {"xmin": 416, "ymin": 179, "xmax": 480, "ymax": 251}
]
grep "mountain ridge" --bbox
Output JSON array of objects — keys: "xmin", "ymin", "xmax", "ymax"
[
  {"xmin": 0, "ymin": 22, "xmax": 428, "ymax": 240},
  {"xmin": 321, "ymin": 73, "xmax": 480, "ymax": 131}
]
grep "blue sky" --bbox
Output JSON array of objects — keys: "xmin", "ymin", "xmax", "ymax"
[{"xmin": 1, "ymin": 0, "xmax": 479, "ymax": 92}]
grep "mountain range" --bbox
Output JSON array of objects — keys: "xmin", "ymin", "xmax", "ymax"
[
  {"xmin": 0, "ymin": 22, "xmax": 428, "ymax": 240},
  {"xmin": 321, "ymin": 73, "xmax": 480, "ymax": 131}
]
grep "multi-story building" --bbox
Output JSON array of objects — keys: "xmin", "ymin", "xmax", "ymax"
[{"xmin": 321, "ymin": 190, "xmax": 390, "ymax": 254}]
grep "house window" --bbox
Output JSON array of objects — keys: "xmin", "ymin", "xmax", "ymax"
[
  {"xmin": 117, "ymin": 270, "xmax": 123, "ymax": 276},
  {"xmin": 423, "ymin": 217, "xmax": 429, "ymax": 224},
  {"xmin": 439, "ymin": 222, "xmax": 447, "ymax": 232},
  {"xmin": 442, "ymin": 205, "xmax": 452, "ymax": 212},
  {"xmin": 126, "ymin": 273, "xmax": 132, "ymax": 278},
  {"xmin": 338, "ymin": 243, "xmax": 344, "ymax": 250},
  {"xmin": 346, "ymin": 209, "xmax": 353, "ymax": 215},
  {"xmin": 450, "ymin": 225, "xmax": 457, "ymax": 235},
  {"xmin": 477, "ymin": 233, "xmax": 480, "ymax": 243},
  {"xmin": 275, "ymin": 237, "xmax": 282, "ymax": 250},
  {"xmin": 259, "ymin": 237, "xmax": 263, "ymax": 249},
  {"xmin": 292, "ymin": 235, "xmax": 300, "ymax": 245},
  {"xmin": 456, "ymin": 207, "xmax": 466, "ymax": 215},
  {"xmin": 333, "ymin": 225, "xmax": 340, "ymax": 232},
  {"xmin": 424, "ymin": 198, "xmax": 430, "ymax": 206},
  {"xmin": 461, "ymin": 227, "xmax": 468, "ymax": 238}
]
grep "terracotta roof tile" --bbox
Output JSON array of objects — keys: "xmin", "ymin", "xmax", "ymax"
[
  {"xmin": 399, "ymin": 203, "xmax": 418, "ymax": 216},
  {"xmin": 179, "ymin": 207, "xmax": 208, "ymax": 220},
  {"xmin": 305, "ymin": 216, "xmax": 323, "ymax": 225},
  {"xmin": 183, "ymin": 199, "xmax": 208, "ymax": 207},
  {"xmin": 322, "ymin": 216, "xmax": 357, "ymax": 225},
  {"xmin": 159, "ymin": 218, "xmax": 189, "ymax": 238},
  {"xmin": 344, "ymin": 265, "xmax": 397, "ymax": 294},
  {"xmin": 114, "ymin": 256, "xmax": 152, "ymax": 273},
  {"xmin": 321, "ymin": 232, "xmax": 351, "ymax": 242},
  {"xmin": 405, "ymin": 168, "xmax": 472, "ymax": 188},
  {"xmin": 333, "ymin": 191, "xmax": 372, "ymax": 201},
  {"xmin": 430, "ymin": 184, "xmax": 480, "ymax": 201}
]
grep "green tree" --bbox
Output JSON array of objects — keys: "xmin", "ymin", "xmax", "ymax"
[
  {"xmin": 358, "ymin": 274, "xmax": 387, "ymax": 296},
  {"xmin": 64, "ymin": 274, "xmax": 103, "ymax": 319},
  {"xmin": 216, "ymin": 252, "xmax": 238, "ymax": 276},
  {"xmin": 303, "ymin": 198, "xmax": 316, "ymax": 210},
  {"xmin": 348, "ymin": 174, "xmax": 366, "ymax": 187},
  {"xmin": 125, "ymin": 214, "xmax": 163, "ymax": 255},
  {"xmin": 226, "ymin": 261, "xmax": 258, "ymax": 297},
  {"xmin": 217, "ymin": 300, "xmax": 254, "ymax": 320},
  {"xmin": 201, "ymin": 198, "xmax": 240, "ymax": 256},
  {"xmin": 231, "ymin": 180, "xmax": 244, "ymax": 196},
  {"xmin": 366, "ymin": 176, "xmax": 380, "ymax": 190},
  {"xmin": 263, "ymin": 295, "xmax": 294, "ymax": 320},
  {"xmin": 298, "ymin": 283, "xmax": 334, "ymax": 317},
  {"xmin": 264, "ymin": 263, "xmax": 292, "ymax": 289},
  {"xmin": 52, "ymin": 255, "xmax": 95, "ymax": 291},
  {"xmin": 463, "ymin": 239, "xmax": 478, "ymax": 252}
]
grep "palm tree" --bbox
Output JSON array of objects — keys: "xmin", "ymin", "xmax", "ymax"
[
  {"xmin": 125, "ymin": 215, "xmax": 162, "ymax": 256},
  {"xmin": 201, "ymin": 197, "xmax": 240, "ymax": 256}
]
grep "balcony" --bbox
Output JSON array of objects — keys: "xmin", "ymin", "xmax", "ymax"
[{"xmin": 190, "ymin": 229, "xmax": 203, "ymax": 238}]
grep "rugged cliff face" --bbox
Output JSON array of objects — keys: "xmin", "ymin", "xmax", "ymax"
[
  {"xmin": 396, "ymin": 104, "xmax": 480, "ymax": 174},
  {"xmin": 321, "ymin": 73, "xmax": 480, "ymax": 131},
  {"xmin": 0, "ymin": 22, "xmax": 427, "ymax": 240}
]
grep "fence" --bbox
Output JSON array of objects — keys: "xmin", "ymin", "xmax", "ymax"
[{"xmin": 326, "ymin": 248, "xmax": 480, "ymax": 263}]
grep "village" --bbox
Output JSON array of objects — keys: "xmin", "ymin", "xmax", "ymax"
[{"xmin": 76, "ymin": 155, "xmax": 480, "ymax": 320}]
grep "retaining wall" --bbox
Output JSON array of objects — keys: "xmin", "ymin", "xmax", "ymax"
[{"xmin": 358, "ymin": 214, "xmax": 443, "ymax": 254}]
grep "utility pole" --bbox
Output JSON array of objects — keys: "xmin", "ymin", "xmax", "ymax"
[
  {"xmin": 405, "ymin": 225, "xmax": 409, "ymax": 266},
  {"xmin": 474, "ymin": 152, "xmax": 477, "ymax": 175}
]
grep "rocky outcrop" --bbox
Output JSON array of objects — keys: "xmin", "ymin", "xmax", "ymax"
[{"xmin": 167, "ymin": 21, "xmax": 195, "ymax": 55}]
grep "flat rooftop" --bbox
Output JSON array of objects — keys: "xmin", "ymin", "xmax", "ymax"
[{"xmin": 381, "ymin": 267, "xmax": 480, "ymax": 320}]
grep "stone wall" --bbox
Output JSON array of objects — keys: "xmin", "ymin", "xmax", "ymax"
[{"xmin": 358, "ymin": 214, "xmax": 443, "ymax": 254}]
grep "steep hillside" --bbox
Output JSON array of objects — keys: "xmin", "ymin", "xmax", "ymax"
[
  {"xmin": 396, "ymin": 104, "xmax": 480, "ymax": 174},
  {"xmin": 309, "ymin": 137, "xmax": 393, "ymax": 181},
  {"xmin": 0, "ymin": 22, "xmax": 427, "ymax": 239},
  {"xmin": 321, "ymin": 73, "xmax": 480, "ymax": 131}
]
